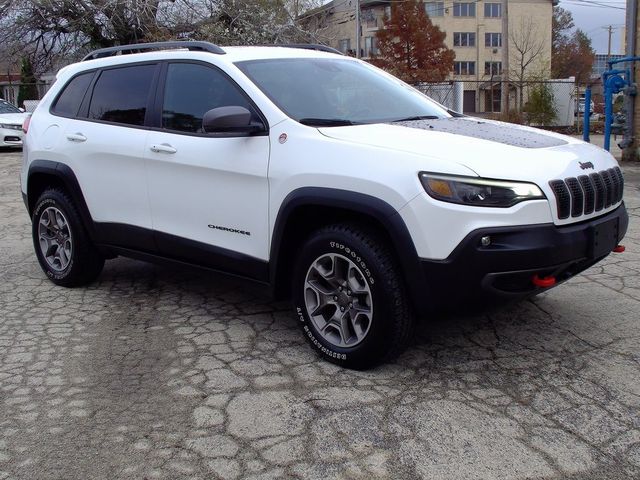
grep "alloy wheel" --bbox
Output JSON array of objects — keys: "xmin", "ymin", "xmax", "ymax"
[
  {"xmin": 38, "ymin": 206, "xmax": 73, "ymax": 271},
  {"xmin": 303, "ymin": 253, "xmax": 374, "ymax": 348}
]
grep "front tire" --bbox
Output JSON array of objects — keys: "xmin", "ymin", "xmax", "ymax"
[
  {"xmin": 292, "ymin": 223, "xmax": 413, "ymax": 369},
  {"xmin": 32, "ymin": 188, "xmax": 104, "ymax": 287}
]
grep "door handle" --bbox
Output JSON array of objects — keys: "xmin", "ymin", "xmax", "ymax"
[
  {"xmin": 150, "ymin": 143, "xmax": 177, "ymax": 154},
  {"xmin": 66, "ymin": 133, "xmax": 87, "ymax": 142}
]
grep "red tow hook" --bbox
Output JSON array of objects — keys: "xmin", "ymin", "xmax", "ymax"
[
  {"xmin": 532, "ymin": 274, "xmax": 557, "ymax": 288},
  {"xmin": 613, "ymin": 245, "xmax": 626, "ymax": 253}
]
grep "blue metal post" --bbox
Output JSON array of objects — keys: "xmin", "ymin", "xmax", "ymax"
[
  {"xmin": 601, "ymin": 57, "xmax": 640, "ymax": 152},
  {"xmin": 604, "ymin": 80, "xmax": 613, "ymax": 151},
  {"xmin": 602, "ymin": 71, "xmax": 626, "ymax": 152},
  {"xmin": 583, "ymin": 86, "xmax": 591, "ymax": 142}
]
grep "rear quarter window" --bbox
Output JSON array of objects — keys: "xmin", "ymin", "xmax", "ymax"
[{"xmin": 51, "ymin": 72, "xmax": 95, "ymax": 117}]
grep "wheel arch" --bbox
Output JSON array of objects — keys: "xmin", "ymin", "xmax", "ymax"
[
  {"xmin": 27, "ymin": 160, "xmax": 97, "ymax": 240},
  {"xmin": 269, "ymin": 187, "xmax": 429, "ymax": 314}
]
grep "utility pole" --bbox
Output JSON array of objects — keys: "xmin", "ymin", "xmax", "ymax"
[
  {"xmin": 622, "ymin": 0, "xmax": 638, "ymax": 161},
  {"xmin": 501, "ymin": 0, "xmax": 509, "ymax": 115},
  {"xmin": 606, "ymin": 25, "xmax": 613, "ymax": 63},
  {"xmin": 355, "ymin": 0, "xmax": 361, "ymax": 58}
]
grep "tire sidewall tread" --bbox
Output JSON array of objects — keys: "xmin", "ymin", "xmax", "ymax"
[
  {"xmin": 32, "ymin": 188, "xmax": 104, "ymax": 287},
  {"xmin": 293, "ymin": 223, "xmax": 413, "ymax": 369}
]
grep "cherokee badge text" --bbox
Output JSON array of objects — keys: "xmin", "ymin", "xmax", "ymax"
[{"xmin": 208, "ymin": 224, "xmax": 251, "ymax": 236}]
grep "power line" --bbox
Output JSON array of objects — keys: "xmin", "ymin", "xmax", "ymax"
[{"xmin": 561, "ymin": 0, "xmax": 626, "ymax": 10}]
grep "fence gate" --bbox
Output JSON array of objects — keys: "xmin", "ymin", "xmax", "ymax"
[{"xmin": 412, "ymin": 82, "xmax": 464, "ymax": 113}]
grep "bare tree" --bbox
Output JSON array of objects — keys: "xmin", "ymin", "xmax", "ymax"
[
  {"xmin": 509, "ymin": 17, "xmax": 547, "ymax": 111},
  {"xmin": 0, "ymin": 0, "xmax": 326, "ymax": 75},
  {"xmin": 0, "ymin": 0, "xmax": 169, "ymax": 73}
]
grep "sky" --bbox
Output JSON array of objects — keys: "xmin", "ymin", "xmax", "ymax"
[{"xmin": 559, "ymin": 0, "xmax": 627, "ymax": 55}]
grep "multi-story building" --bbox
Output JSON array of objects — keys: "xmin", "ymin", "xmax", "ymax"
[{"xmin": 303, "ymin": 0, "xmax": 555, "ymax": 114}]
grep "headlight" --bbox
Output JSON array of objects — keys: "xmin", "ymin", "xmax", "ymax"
[{"xmin": 419, "ymin": 172, "xmax": 545, "ymax": 207}]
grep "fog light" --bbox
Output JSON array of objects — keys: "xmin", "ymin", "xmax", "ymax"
[{"xmin": 480, "ymin": 236, "xmax": 491, "ymax": 247}]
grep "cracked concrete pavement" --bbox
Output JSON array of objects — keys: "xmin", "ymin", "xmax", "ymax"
[{"xmin": 1, "ymin": 148, "xmax": 639, "ymax": 479}]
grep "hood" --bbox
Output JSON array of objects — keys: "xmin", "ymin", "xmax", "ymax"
[
  {"xmin": 318, "ymin": 117, "xmax": 618, "ymax": 183},
  {"xmin": 0, "ymin": 112, "xmax": 29, "ymax": 125}
]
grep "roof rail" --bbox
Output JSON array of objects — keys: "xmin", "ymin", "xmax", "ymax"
[
  {"xmin": 82, "ymin": 41, "xmax": 226, "ymax": 61},
  {"xmin": 273, "ymin": 44, "xmax": 343, "ymax": 55}
]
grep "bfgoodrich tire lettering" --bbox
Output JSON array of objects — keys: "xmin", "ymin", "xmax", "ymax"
[
  {"xmin": 32, "ymin": 188, "xmax": 104, "ymax": 287},
  {"xmin": 292, "ymin": 223, "xmax": 413, "ymax": 369}
]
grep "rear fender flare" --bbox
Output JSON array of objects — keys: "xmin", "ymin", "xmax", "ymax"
[{"xmin": 27, "ymin": 160, "xmax": 97, "ymax": 240}]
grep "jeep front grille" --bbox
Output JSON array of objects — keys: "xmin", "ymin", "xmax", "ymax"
[{"xmin": 549, "ymin": 167, "xmax": 624, "ymax": 220}]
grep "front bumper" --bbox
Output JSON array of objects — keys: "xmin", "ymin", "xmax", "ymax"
[
  {"xmin": 417, "ymin": 203, "xmax": 629, "ymax": 312},
  {"xmin": 0, "ymin": 127, "xmax": 23, "ymax": 147}
]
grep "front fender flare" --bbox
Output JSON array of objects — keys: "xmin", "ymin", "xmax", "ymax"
[{"xmin": 270, "ymin": 187, "xmax": 430, "ymax": 315}]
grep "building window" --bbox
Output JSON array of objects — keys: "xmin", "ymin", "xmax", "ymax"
[
  {"xmin": 425, "ymin": 2, "xmax": 444, "ymax": 17},
  {"xmin": 338, "ymin": 39, "xmax": 351, "ymax": 54},
  {"xmin": 484, "ymin": 89, "xmax": 501, "ymax": 112},
  {"xmin": 384, "ymin": 5, "xmax": 391, "ymax": 19},
  {"xmin": 453, "ymin": 2, "xmax": 476, "ymax": 17},
  {"xmin": 454, "ymin": 61, "xmax": 476, "ymax": 76},
  {"xmin": 453, "ymin": 32, "xmax": 476, "ymax": 47},
  {"xmin": 362, "ymin": 8, "xmax": 377, "ymax": 28},
  {"xmin": 485, "ymin": 33, "xmax": 502, "ymax": 47},
  {"xmin": 484, "ymin": 61, "xmax": 502, "ymax": 76},
  {"xmin": 364, "ymin": 37, "xmax": 378, "ymax": 57},
  {"xmin": 484, "ymin": 3, "xmax": 502, "ymax": 18}
]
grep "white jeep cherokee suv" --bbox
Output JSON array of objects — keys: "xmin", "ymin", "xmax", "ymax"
[{"xmin": 21, "ymin": 42, "xmax": 628, "ymax": 369}]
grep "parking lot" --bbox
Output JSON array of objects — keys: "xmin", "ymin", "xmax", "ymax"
[{"xmin": 1, "ymin": 147, "xmax": 639, "ymax": 480}]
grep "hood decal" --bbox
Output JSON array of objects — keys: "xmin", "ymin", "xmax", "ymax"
[{"xmin": 394, "ymin": 117, "xmax": 567, "ymax": 149}]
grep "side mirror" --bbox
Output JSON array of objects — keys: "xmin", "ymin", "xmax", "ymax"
[
  {"xmin": 19, "ymin": 107, "xmax": 25, "ymax": 113},
  {"xmin": 202, "ymin": 106, "xmax": 264, "ymax": 134}
]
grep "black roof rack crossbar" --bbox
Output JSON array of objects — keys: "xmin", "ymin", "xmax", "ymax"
[
  {"xmin": 273, "ymin": 44, "xmax": 343, "ymax": 55},
  {"xmin": 82, "ymin": 41, "xmax": 225, "ymax": 61}
]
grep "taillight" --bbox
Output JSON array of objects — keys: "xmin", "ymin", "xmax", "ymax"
[{"xmin": 22, "ymin": 115, "xmax": 31, "ymax": 134}]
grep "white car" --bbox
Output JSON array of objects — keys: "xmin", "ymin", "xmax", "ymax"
[
  {"xmin": 20, "ymin": 42, "xmax": 628, "ymax": 369},
  {"xmin": 0, "ymin": 99, "xmax": 28, "ymax": 147}
]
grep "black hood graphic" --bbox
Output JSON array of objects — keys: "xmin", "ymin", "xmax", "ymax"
[{"xmin": 394, "ymin": 117, "xmax": 568, "ymax": 149}]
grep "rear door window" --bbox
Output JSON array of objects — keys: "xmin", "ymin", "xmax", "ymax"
[{"xmin": 88, "ymin": 64, "xmax": 156, "ymax": 126}]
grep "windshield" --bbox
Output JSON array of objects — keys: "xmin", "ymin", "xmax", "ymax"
[
  {"xmin": 0, "ymin": 100, "xmax": 21, "ymax": 114},
  {"xmin": 236, "ymin": 58, "xmax": 450, "ymax": 126}
]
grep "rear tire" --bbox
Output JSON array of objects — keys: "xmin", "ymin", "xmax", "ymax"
[
  {"xmin": 292, "ymin": 223, "xmax": 413, "ymax": 370},
  {"xmin": 32, "ymin": 188, "xmax": 104, "ymax": 287}
]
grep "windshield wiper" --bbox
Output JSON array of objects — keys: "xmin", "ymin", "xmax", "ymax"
[
  {"xmin": 299, "ymin": 118, "xmax": 355, "ymax": 127},
  {"xmin": 392, "ymin": 115, "xmax": 441, "ymax": 122}
]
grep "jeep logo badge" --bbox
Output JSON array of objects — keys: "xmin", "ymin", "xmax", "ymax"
[{"xmin": 579, "ymin": 161, "xmax": 594, "ymax": 170}]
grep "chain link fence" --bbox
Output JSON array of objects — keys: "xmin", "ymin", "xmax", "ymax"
[{"xmin": 413, "ymin": 79, "xmax": 605, "ymax": 132}]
